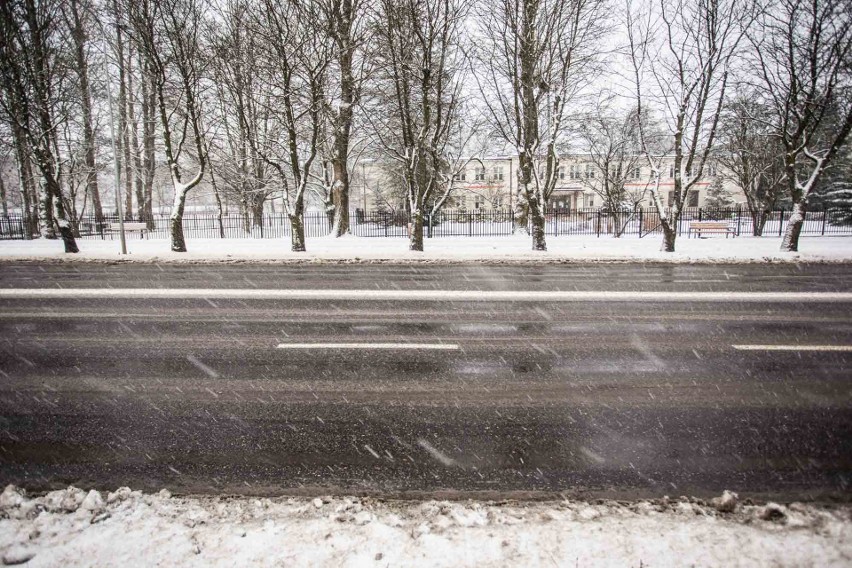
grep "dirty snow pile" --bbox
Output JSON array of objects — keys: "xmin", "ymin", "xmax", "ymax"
[{"xmin": 1, "ymin": 486, "xmax": 850, "ymax": 567}]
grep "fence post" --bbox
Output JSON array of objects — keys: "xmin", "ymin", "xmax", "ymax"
[
  {"xmin": 596, "ymin": 210, "xmax": 601, "ymax": 238},
  {"xmin": 822, "ymin": 210, "xmax": 827, "ymax": 235},
  {"xmin": 426, "ymin": 214, "xmax": 432, "ymax": 238},
  {"xmin": 736, "ymin": 205, "xmax": 741, "ymax": 236},
  {"xmin": 638, "ymin": 208, "xmax": 643, "ymax": 238},
  {"xmin": 554, "ymin": 210, "xmax": 558, "ymax": 237},
  {"xmin": 779, "ymin": 210, "xmax": 784, "ymax": 236},
  {"xmin": 698, "ymin": 208, "xmax": 703, "ymax": 222}
]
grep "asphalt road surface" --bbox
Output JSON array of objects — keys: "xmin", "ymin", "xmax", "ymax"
[{"xmin": 0, "ymin": 262, "xmax": 850, "ymax": 501}]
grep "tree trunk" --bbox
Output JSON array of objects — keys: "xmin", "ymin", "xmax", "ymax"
[
  {"xmin": 251, "ymin": 195, "xmax": 265, "ymax": 230},
  {"xmin": 325, "ymin": 199, "xmax": 335, "ymax": 230},
  {"xmin": 781, "ymin": 201, "xmax": 805, "ymax": 252},
  {"xmin": 289, "ymin": 213, "xmax": 306, "ymax": 252},
  {"xmin": 240, "ymin": 198, "xmax": 251, "ymax": 234},
  {"xmin": 513, "ymin": 185, "xmax": 529, "ymax": 235},
  {"xmin": 170, "ymin": 189, "xmax": 188, "ymax": 252},
  {"xmin": 409, "ymin": 209, "xmax": 424, "ymax": 251},
  {"xmin": 12, "ymin": 126, "xmax": 34, "ymax": 239},
  {"xmin": 331, "ymin": 176, "xmax": 349, "ymax": 236},
  {"xmin": 529, "ymin": 199, "xmax": 546, "ymax": 251},
  {"xmin": 37, "ymin": 183, "xmax": 56, "ymax": 239},
  {"xmin": 208, "ymin": 164, "xmax": 225, "ymax": 238},
  {"xmin": 69, "ymin": 0, "xmax": 103, "ymax": 224},
  {"xmin": 751, "ymin": 209, "xmax": 767, "ymax": 237},
  {"xmin": 330, "ymin": 2, "xmax": 355, "ymax": 237},
  {"xmin": 0, "ymin": 172, "xmax": 7, "ymax": 217},
  {"xmin": 129, "ymin": 63, "xmax": 145, "ymax": 224},
  {"xmin": 115, "ymin": 2, "xmax": 132, "ymax": 220},
  {"xmin": 53, "ymin": 195, "xmax": 79, "ymax": 252},
  {"xmin": 662, "ymin": 222, "xmax": 677, "ymax": 252},
  {"xmin": 614, "ymin": 211, "xmax": 626, "ymax": 238},
  {"xmin": 123, "ymin": 56, "xmax": 134, "ymax": 220},
  {"xmin": 141, "ymin": 54, "xmax": 156, "ymax": 228}
]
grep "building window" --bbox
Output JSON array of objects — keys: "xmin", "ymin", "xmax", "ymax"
[
  {"xmin": 474, "ymin": 195, "xmax": 484, "ymax": 209},
  {"xmin": 586, "ymin": 194, "xmax": 594, "ymax": 207},
  {"xmin": 474, "ymin": 167, "xmax": 485, "ymax": 182},
  {"xmin": 585, "ymin": 164, "xmax": 596, "ymax": 179},
  {"xmin": 631, "ymin": 166, "xmax": 641, "ymax": 179},
  {"xmin": 706, "ymin": 163, "xmax": 717, "ymax": 177},
  {"xmin": 668, "ymin": 165, "xmax": 675, "ymax": 178},
  {"xmin": 569, "ymin": 164, "xmax": 582, "ymax": 180},
  {"xmin": 491, "ymin": 166, "xmax": 504, "ymax": 181},
  {"xmin": 453, "ymin": 170, "xmax": 466, "ymax": 182},
  {"xmin": 558, "ymin": 166, "xmax": 565, "ymax": 180}
]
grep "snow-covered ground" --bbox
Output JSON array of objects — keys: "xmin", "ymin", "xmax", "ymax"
[
  {"xmin": 0, "ymin": 234, "xmax": 850, "ymax": 263},
  {"xmin": 0, "ymin": 486, "xmax": 849, "ymax": 567}
]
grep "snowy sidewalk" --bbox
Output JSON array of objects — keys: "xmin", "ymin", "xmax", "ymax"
[
  {"xmin": 0, "ymin": 486, "xmax": 850, "ymax": 567},
  {"xmin": 0, "ymin": 234, "xmax": 850, "ymax": 263}
]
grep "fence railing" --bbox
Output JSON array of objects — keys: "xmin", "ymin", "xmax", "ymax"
[{"xmin": 1, "ymin": 206, "xmax": 851, "ymax": 240}]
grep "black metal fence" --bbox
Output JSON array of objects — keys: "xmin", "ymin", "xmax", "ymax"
[{"xmin": 2, "ymin": 206, "xmax": 851, "ymax": 240}]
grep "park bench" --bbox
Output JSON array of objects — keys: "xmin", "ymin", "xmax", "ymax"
[
  {"xmin": 688, "ymin": 221, "xmax": 736, "ymax": 238},
  {"xmin": 105, "ymin": 222, "xmax": 150, "ymax": 239}
]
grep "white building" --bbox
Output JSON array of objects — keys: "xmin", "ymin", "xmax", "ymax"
[{"xmin": 354, "ymin": 154, "xmax": 746, "ymax": 212}]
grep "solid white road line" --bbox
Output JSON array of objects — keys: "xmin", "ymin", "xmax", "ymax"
[
  {"xmin": 732, "ymin": 345, "xmax": 852, "ymax": 352},
  {"xmin": 276, "ymin": 343, "xmax": 459, "ymax": 350},
  {"xmin": 1, "ymin": 288, "xmax": 851, "ymax": 302}
]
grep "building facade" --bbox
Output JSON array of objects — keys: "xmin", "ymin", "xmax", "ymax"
[{"xmin": 354, "ymin": 154, "xmax": 746, "ymax": 213}]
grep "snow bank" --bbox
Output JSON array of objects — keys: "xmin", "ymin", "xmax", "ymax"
[
  {"xmin": 0, "ymin": 234, "xmax": 850, "ymax": 264},
  {"xmin": 1, "ymin": 486, "xmax": 850, "ymax": 567}
]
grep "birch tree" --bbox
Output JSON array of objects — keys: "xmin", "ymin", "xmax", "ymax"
[
  {"xmin": 750, "ymin": 0, "xmax": 852, "ymax": 251},
  {"xmin": 474, "ymin": 0, "xmax": 605, "ymax": 251},
  {"xmin": 627, "ymin": 0, "xmax": 754, "ymax": 252}
]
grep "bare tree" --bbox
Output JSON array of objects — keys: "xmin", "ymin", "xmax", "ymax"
[
  {"xmin": 138, "ymin": 47, "xmax": 156, "ymax": 226},
  {"xmin": 428, "ymin": 115, "xmax": 489, "ymax": 219},
  {"xmin": 627, "ymin": 0, "xmax": 754, "ymax": 252},
  {"xmin": 320, "ymin": 0, "xmax": 370, "ymax": 237},
  {"xmin": 0, "ymin": 0, "xmax": 79, "ymax": 252},
  {"xmin": 750, "ymin": 0, "xmax": 852, "ymax": 251},
  {"xmin": 208, "ymin": 0, "xmax": 276, "ymax": 234},
  {"xmin": 716, "ymin": 93, "xmax": 786, "ymax": 235},
  {"xmin": 577, "ymin": 107, "xmax": 647, "ymax": 236},
  {"xmin": 474, "ymin": 0, "xmax": 606, "ymax": 250},
  {"xmin": 129, "ymin": 0, "xmax": 207, "ymax": 252},
  {"xmin": 371, "ymin": 0, "xmax": 469, "ymax": 251},
  {"xmin": 252, "ymin": 0, "xmax": 331, "ymax": 251},
  {"xmin": 64, "ymin": 0, "xmax": 104, "ymax": 224},
  {"xmin": 6, "ymin": 119, "xmax": 37, "ymax": 238}
]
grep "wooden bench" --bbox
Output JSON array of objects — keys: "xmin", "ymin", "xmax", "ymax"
[
  {"xmin": 105, "ymin": 222, "xmax": 150, "ymax": 239},
  {"xmin": 688, "ymin": 221, "xmax": 736, "ymax": 238}
]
